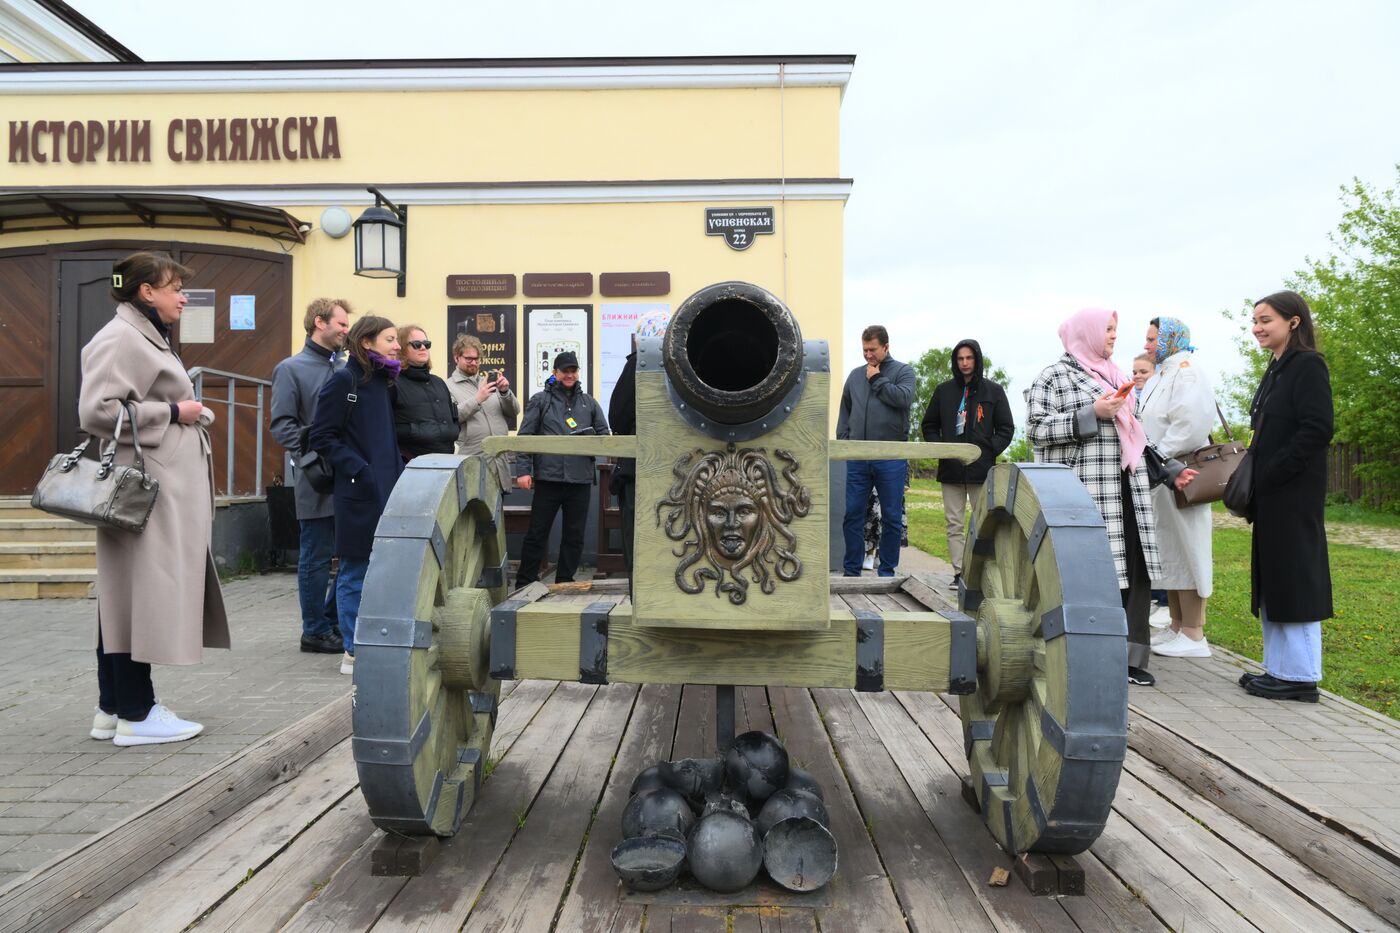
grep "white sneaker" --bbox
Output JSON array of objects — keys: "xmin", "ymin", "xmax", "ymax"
[
  {"xmin": 340, "ymin": 652, "xmax": 355, "ymax": 675},
  {"xmin": 113, "ymin": 704, "xmax": 203, "ymax": 747},
  {"xmin": 1150, "ymin": 627, "xmax": 1180, "ymax": 646},
  {"xmin": 1148, "ymin": 605, "xmax": 1172, "ymax": 629},
  {"xmin": 1152, "ymin": 632, "xmax": 1212, "ymax": 659},
  {"xmin": 90, "ymin": 707, "xmax": 118, "ymax": 740},
  {"xmin": 862, "ymin": 555, "xmax": 875, "ymax": 571}
]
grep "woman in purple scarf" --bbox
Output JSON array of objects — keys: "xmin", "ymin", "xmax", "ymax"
[{"xmin": 308, "ymin": 315, "xmax": 404, "ymax": 675}]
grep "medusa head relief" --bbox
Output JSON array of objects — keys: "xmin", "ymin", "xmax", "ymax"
[{"xmin": 655, "ymin": 446, "xmax": 813, "ymax": 605}]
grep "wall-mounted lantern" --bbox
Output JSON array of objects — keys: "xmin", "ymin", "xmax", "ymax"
[{"xmin": 353, "ymin": 187, "xmax": 407, "ymax": 297}]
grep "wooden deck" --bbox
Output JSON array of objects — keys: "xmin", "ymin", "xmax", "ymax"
[{"xmin": 4, "ymin": 584, "xmax": 1398, "ymax": 932}]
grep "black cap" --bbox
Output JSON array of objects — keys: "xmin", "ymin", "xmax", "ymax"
[{"xmin": 553, "ymin": 351, "xmax": 579, "ymax": 370}]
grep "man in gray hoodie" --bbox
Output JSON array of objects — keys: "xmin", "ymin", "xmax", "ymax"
[
  {"xmin": 270, "ymin": 298, "xmax": 349, "ymax": 654},
  {"xmin": 836, "ymin": 324, "xmax": 917, "ymax": 577}
]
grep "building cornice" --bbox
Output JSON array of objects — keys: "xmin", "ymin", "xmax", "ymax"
[{"xmin": 0, "ymin": 0, "xmax": 137, "ymax": 63}]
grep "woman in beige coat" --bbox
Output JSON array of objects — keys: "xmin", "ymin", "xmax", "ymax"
[{"xmin": 78, "ymin": 252, "xmax": 229, "ymax": 747}]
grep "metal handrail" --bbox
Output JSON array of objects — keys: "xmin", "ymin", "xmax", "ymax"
[{"xmin": 188, "ymin": 367, "xmax": 272, "ymax": 496}]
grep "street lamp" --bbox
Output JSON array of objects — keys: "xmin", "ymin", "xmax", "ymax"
[{"xmin": 353, "ymin": 187, "xmax": 407, "ymax": 297}]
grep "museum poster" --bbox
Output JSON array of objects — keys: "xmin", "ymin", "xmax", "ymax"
[
  {"xmin": 447, "ymin": 304, "xmax": 518, "ymax": 424},
  {"xmin": 599, "ymin": 303, "xmax": 668, "ymax": 418},
  {"xmin": 524, "ymin": 304, "xmax": 593, "ymax": 402}
]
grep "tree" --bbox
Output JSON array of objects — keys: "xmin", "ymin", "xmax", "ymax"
[
  {"xmin": 907, "ymin": 345, "xmax": 1012, "ymax": 473},
  {"xmin": 1222, "ymin": 165, "xmax": 1400, "ymax": 505}
]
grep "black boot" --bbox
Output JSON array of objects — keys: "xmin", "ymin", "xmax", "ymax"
[{"xmin": 1243, "ymin": 674, "xmax": 1319, "ymax": 703}]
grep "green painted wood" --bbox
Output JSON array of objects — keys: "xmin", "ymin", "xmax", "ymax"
[
  {"xmin": 829, "ymin": 439, "xmax": 981, "ymax": 463},
  {"xmin": 481, "ymin": 434, "xmax": 636, "ymax": 458},
  {"xmin": 632, "ymin": 370, "xmax": 830, "ymax": 631}
]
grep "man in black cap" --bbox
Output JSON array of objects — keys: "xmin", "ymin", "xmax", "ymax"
[{"xmin": 514, "ymin": 351, "xmax": 611, "ymax": 586}]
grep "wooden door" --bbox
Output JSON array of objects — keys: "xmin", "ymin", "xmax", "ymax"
[
  {"xmin": 57, "ymin": 255, "xmax": 128, "ymax": 455},
  {"xmin": 0, "ymin": 250, "xmax": 53, "ymax": 495}
]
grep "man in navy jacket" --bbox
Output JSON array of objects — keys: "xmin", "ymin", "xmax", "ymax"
[{"xmin": 836, "ymin": 325, "xmax": 917, "ymax": 577}]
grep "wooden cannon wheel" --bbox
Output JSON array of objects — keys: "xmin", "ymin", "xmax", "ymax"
[
  {"xmin": 958, "ymin": 462, "xmax": 1129, "ymax": 855},
  {"xmin": 351, "ymin": 454, "xmax": 507, "ymax": 836}
]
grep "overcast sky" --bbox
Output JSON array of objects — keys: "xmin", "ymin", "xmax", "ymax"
[{"xmin": 71, "ymin": 0, "xmax": 1400, "ymax": 418}]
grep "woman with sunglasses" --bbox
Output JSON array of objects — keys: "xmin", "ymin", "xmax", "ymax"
[{"xmin": 392, "ymin": 325, "xmax": 458, "ymax": 461}]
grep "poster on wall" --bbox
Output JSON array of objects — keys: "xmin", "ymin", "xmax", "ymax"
[
  {"xmin": 525, "ymin": 305, "xmax": 592, "ymax": 401},
  {"xmin": 180, "ymin": 289, "xmax": 216, "ymax": 344},
  {"xmin": 599, "ymin": 303, "xmax": 668, "ymax": 417},
  {"xmin": 447, "ymin": 305, "xmax": 518, "ymax": 409}
]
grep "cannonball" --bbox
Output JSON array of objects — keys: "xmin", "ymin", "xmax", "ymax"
[
  {"xmin": 763, "ymin": 817, "xmax": 838, "ymax": 892},
  {"xmin": 659, "ymin": 757, "xmax": 724, "ymax": 807},
  {"xmin": 629, "ymin": 764, "xmax": 667, "ymax": 797},
  {"xmin": 756, "ymin": 788, "xmax": 830, "ymax": 838},
  {"xmin": 701, "ymin": 792, "xmax": 751, "ymax": 820},
  {"xmin": 724, "ymin": 731, "xmax": 790, "ymax": 808},
  {"xmin": 611, "ymin": 835, "xmax": 686, "ymax": 892},
  {"xmin": 688, "ymin": 810, "xmax": 763, "ymax": 893},
  {"xmin": 621, "ymin": 788, "xmax": 695, "ymax": 841},
  {"xmin": 784, "ymin": 766, "xmax": 824, "ymax": 802}
]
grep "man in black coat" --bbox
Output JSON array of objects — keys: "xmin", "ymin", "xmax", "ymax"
[
  {"xmin": 920, "ymin": 339, "xmax": 1015, "ymax": 586},
  {"xmin": 514, "ymin": 352, "xmax": 611, "ymax": 587}
]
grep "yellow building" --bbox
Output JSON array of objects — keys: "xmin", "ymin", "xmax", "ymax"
[{"xmin": 0, "ymin": 44, "xmax": 852, "ymax": 498}]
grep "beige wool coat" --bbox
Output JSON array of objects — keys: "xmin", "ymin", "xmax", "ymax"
[{"xmin": 78, "ymin": 303, "xmax": 230, "ymax": 665}]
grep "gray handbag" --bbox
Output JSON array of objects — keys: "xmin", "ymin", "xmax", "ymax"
[{"xmin": 32, "ymin": 401, "xmax": 160, "ymax": 533}]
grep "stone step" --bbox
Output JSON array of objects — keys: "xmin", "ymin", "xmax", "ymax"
[
  {"xmin": 0, "ymin": 542, "xmax": 97, "ymax": 570},
  {"xmin": 0, "ymin": 518, "xmax": 96, "ymax": 543},
  {"xmin": 0, "ymin": 568, "xmax": 97, "ymax": 600},
  {"xmin": 0, "ymin": 498, "xmax": 47, "ymax": 520}
]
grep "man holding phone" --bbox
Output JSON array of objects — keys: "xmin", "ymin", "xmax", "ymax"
[{"xmin": 447, "ymin": 333, "xmax": 518, "ymax": 494}]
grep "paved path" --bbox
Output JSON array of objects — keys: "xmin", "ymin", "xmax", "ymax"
[
  {"xmin": 896, "ymin": 543, "xmax": 1400, "ymax": 856},
  {"xmin": 1212, "ymin": 508, "xmax": 1400, "ymax": 550},
  {"xmin": 0, "ymin": 574, "xmax": 348, "ymax": 889}
]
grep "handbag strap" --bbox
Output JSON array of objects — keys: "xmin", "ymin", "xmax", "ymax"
[
  {"xmin": 1214, "ymin": 403, "xmax": 1234, "ymax": 442},
  {"xmin": 97, "ymin": 401, "xmax": 149, "ymax": 480}
]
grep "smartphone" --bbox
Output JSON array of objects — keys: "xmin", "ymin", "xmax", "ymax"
[{"xmin": 1114, "ymin": 383, "xmax": 1134, "ymax": 398}]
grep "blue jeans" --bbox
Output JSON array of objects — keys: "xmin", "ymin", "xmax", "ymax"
[
  {"xmin": 844, "ymin": 460, "xmax": 907, "ymax": 576},
  {"xmin": 297, "ymin": 516, "xmax": 338, "ymax": 639},
  {"xmin": 336, "ymin": 556, "xmax": 369, "ymax": 657}
]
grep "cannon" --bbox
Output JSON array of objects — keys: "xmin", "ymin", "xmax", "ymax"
[{"xmin": 349, "ymin": 281, "xmax": 1129, "ymax": 858}]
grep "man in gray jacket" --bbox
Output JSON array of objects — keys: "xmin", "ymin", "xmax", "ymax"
[
  {"xmin": 513, "ymin": 351, "xmax": 610, "ymax": 587},
  {"xmin": 270, "ymin": 298, "xmax": 350, "ymax": 654},
  {"xmin": 836, "ymin": 324, "xmax": 917, "ymax": 577},
  {"xmin": 446, "ymin": 333, "xmax": 518, "ymax": 494}
]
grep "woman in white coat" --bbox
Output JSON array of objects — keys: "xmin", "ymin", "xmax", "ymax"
[{"xmin": 1138, "ymin": 317, "xmax": 1215, "ymax": 658}]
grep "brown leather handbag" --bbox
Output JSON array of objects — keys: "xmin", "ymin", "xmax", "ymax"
[{"xmin": 1174, "ymin": 404, "xmax": 1247, "ymax": 508}]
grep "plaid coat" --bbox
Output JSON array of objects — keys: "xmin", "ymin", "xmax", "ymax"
[{"xmin": 1027, "ymin": 354, "xmax": 1162, "ymax": 589}]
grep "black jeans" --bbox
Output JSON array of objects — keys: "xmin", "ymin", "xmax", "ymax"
[
  {"xmin": 1119, "ymin": 470, "xmax": 1152, "ymax": 669},
  {"xmin": 516, "ymin": 479, "xmax": 592, "ymax": 586},
  {"xmin": 96, "ymin": 627, "xmax": 155, "ymax": 722}
]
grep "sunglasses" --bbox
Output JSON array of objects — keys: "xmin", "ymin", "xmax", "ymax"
[{"xmin": 407, "ymin": 339, "xmax": 432, "ymax": 350}]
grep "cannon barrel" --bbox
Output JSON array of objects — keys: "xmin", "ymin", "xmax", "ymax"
[{"xmin": 662, "ymin": 281, "xmax": 806, "ymax": 428}]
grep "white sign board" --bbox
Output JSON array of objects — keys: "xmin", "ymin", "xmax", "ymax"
[
  {"xmin": 525, "ymin": 305, "xmax": 591, "ymax": 401},
  {"xmin": 599, "ymin": 303, "xmax": 668, "ymax": 418}
]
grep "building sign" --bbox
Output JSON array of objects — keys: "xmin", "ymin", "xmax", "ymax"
[
  {"xmin": 448, "ymin": 305, "xmax": 518, "ymax": 421},
  {"xmin": 525, "ymin": 305, "xmax": 592, "ymax": 402},
  {"xmin": 180, "ymin": 289, "xmax": 215, "ymax": 344},
  {"xmin": 704, "ymin": 207, "xmax": 774, "ymax": 251},
  {"xmin": 522, "ymin": 273, "xmax": 593, "ymax": 298},
  {"xmin": 599, "ymin": 303, "xmax": 668, "ymax": 417},
  {"xmin": 447, "ymin": 274, "xmax": 516, "ymax": 299},
  {"xmin": 7, "ymin": 116, "xmax": 342, "ymax": 164},
  {"xmin": 599, "ymin": 272, "xmax": 671, "ymax": 297}
]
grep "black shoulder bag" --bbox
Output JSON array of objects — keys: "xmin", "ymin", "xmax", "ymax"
[{"xmin": 297, "ymin": 391, "xmax": 356, "ymax": 495}]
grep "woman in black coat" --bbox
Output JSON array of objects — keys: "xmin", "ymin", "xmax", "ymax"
[
  {"xmin": 308, "ymin": 315, "xmax": 404, "ymax": 675},
  {"xmin": 393, "ymin": 325, "xmax": 458, "ymax": 460},
  {"xmin": 1241, "ymin": 291, "xmax": 1334, "ymax": 703}
]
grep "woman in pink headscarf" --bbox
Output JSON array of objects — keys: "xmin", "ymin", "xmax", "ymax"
[{"xmin": 1027, "ymin": 308, "xmax": 1197, "ymax": 687}]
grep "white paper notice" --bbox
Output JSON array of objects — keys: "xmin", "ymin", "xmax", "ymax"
[
  {"xmin": 230, "ymin": 295, "xmax": 256, "ymax": 331},
  {"xmin": 599, "ymin": 303, "xmax": 667, "ymax": 417},
  {"xmin": 526, "ymin": 306, "xmax": 590, "ymax": 400},
  {"xmin": 180, "ymin": 289, "xmax": 216, "ymax": 343}
]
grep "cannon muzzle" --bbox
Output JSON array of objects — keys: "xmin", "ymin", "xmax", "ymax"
[{"xmin": 662, "ymin": 282, "xmax": 808, "ymax": 429}]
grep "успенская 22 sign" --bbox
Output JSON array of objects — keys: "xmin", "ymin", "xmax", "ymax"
[{"xmin": 705, "ymin": 207, "xmax": 775, "ymax": 251}]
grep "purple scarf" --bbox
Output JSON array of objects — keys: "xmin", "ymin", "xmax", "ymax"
[{"xmin": 367, "ymin": 350, "xmax": 401, "ymax": 378}]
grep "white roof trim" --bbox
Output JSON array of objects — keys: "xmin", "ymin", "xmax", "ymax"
[
  {"xmin": 0, "ymin": 0, "xmax": 122, "ymax": 63},
  {"xmin": 151, "ymin": 180, "xmax": 853, "ymax": 207},
  {"xmin": 0, "ymin": 61, "xmax": 852, "ymax": 95}
]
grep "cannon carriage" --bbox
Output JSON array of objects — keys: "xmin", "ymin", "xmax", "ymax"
[{"xmin": 349, "ymin": 281, "xmax": 1129, "ymax": 860}]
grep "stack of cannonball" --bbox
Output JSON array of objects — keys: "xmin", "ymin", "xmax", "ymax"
[{"xmin": 610, "ymin": 731, "xmax": 838, "ymax": 894}]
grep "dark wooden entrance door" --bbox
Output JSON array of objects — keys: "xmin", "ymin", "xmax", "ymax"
[{"xmin": 56, "ymin": 256, "xmax": 127, "ymax": 454}]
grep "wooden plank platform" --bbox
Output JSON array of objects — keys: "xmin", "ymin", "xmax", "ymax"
[{"xmin": 9, "ymin": 583, "xmax": 1398, "ymax": 933}]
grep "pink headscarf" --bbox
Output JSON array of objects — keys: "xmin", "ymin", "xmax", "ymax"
[{"xmin": 1057, "ymin": 308, "xmax": 1148, "ymax": 471}]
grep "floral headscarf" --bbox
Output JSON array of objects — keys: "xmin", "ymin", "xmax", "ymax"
[
  {"xmin": 1057, "ymin": 308, "xmax": 1148, "ymax": 471},
  {"xmin": 1153, "ymin": 317, "xmax": 1196, "ymax": 365}
]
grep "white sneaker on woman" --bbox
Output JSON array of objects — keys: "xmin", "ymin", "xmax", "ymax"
[
  {"xmin": 1150, "ymin": 627, "xmax": 1179, "ymax": 646},
  {"xmin": 341, "ymin": 652, "xmax": 355, "ymax": 675},
  {"xmin": 113, "ymin": 704, "xmax": 203, "ymax": 747},
  {"xmin": 90, "ymin": 707, "xmax": 118, "ymax": 740},
  {"xmin": 1152, "ymin": 632, "xmax": 1212, "ymax": 658}
]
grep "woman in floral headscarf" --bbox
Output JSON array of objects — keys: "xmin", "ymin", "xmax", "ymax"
[
  {"xmin": 1139, "ymin": 317, "xmax": 1217, "ymax": 660},
  {"xmin": 1027, "ymin": 309, "xmax": 1197, "ymax": 687}
]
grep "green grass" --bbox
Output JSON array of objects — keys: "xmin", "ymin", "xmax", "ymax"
[{"xmin": 907, "ymin": 479, "xmax": 1400, "ymax": 719}]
